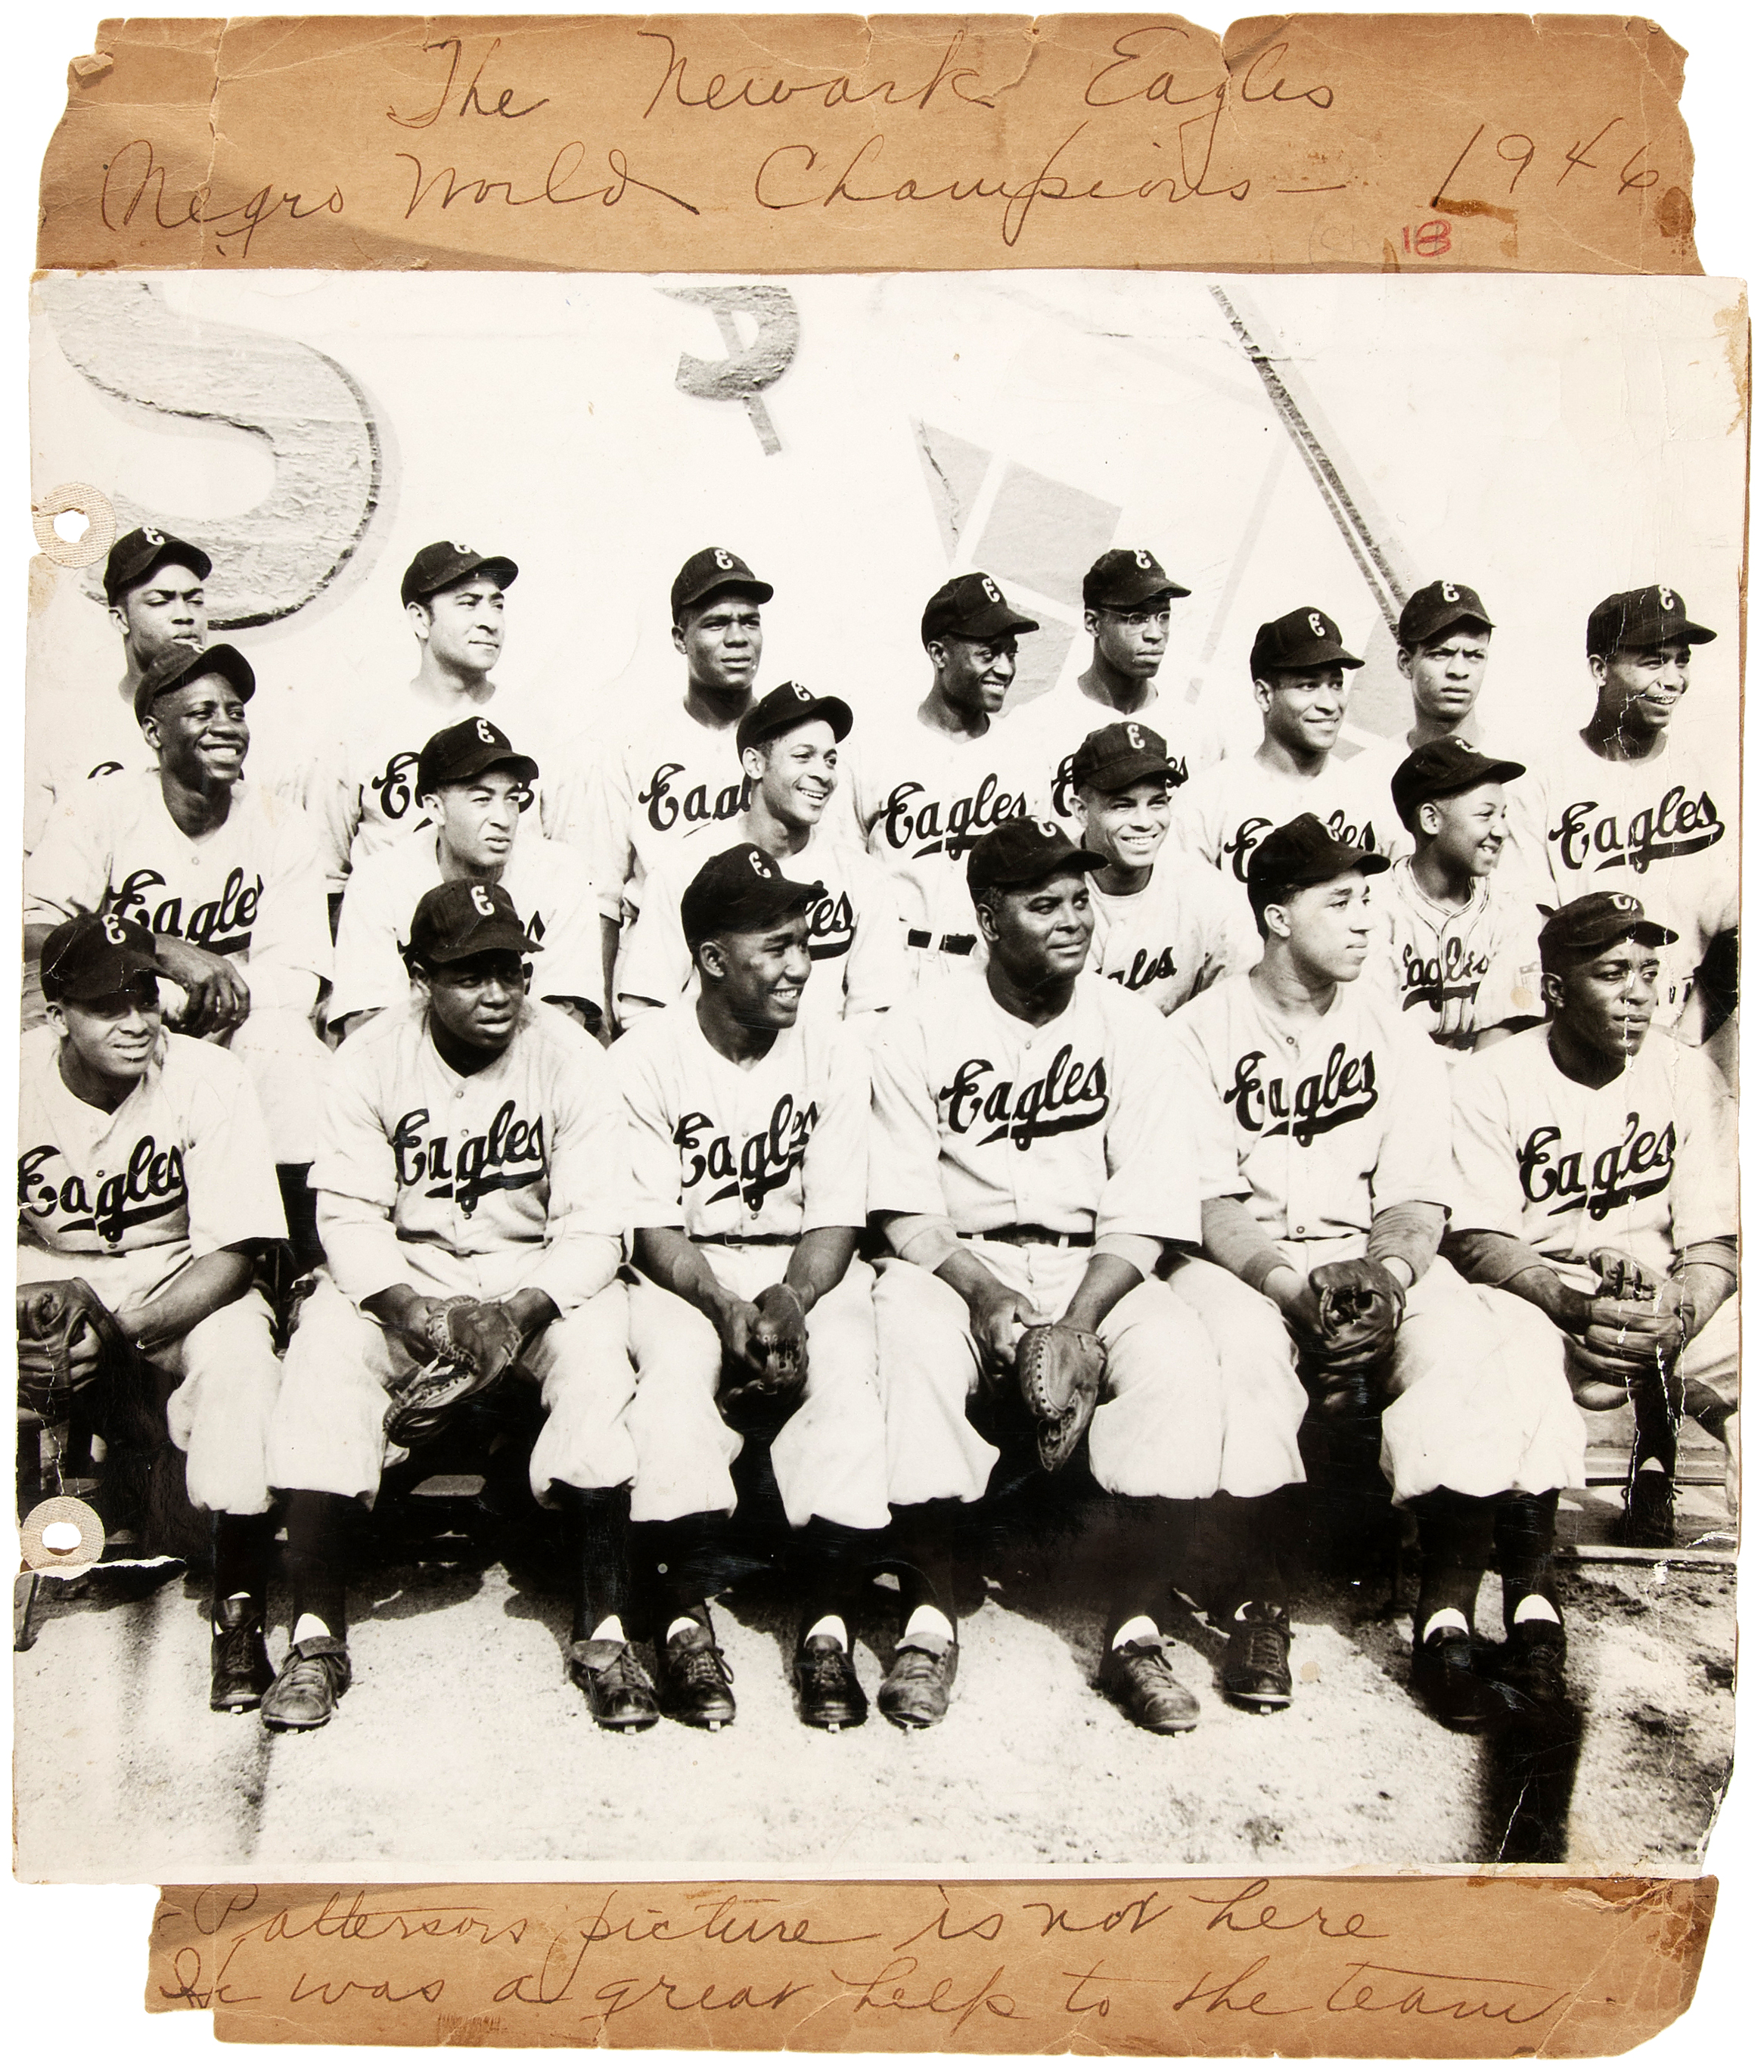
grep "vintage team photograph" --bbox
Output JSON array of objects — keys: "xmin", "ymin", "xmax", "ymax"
[{"xmin": 14, "ymin": 266, "xmax": 1741, "ymax": 1880}]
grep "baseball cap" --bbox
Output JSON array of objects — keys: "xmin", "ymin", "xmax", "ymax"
[
  {"xmin": 1585, "ymin": 584, "xmax": 1716, "ymax": 656},
  {"xmin": 680, "ymin": 845, "xmax": 824, "ymax": 944},
  {"xmin": 39, "ymin": 912, "xmax": 163, "ymax": 1004},
  {"xmin": 1538, "ymin": 891, "xmax": 1676, "ymax": 971},
  {"xmin": 921, "ymin": 572, "xmax": 1039, "ymax": 646},
  {"xmin": 966, "ymin": 815, "xmax": 1107, "ymax": 894},
  {"xmin": 670, "ymin": 547, "xmax": 773, "ymax": 623},
  {"xmin": 405, "ymin": 881, "xmax": 539, "ymax": 968},
  {"xmin": 132, "ymin": 641, "xmax": 256, "ymax": 724},
  {"xmin": 400, "ymin": 541, "xmax": 519, "ymax": 608},
  {"xmin": 1070, "ymin": 720, "xmax": 1178, "ymax": 796},
  {"xmin": 104, "ymin": 524, "xmax": 212, "ymax": 605},
  {"xmin": 417, "ymin": 716, "xmax": 539, "ymax": 797},
  {"xmin": 1082, "ymin": 548, "xmax": 1191, "ymax": 612},
  {"xmin": 1250, "ymin": 607, "xmax": 1365, "ymax": 677},
  {"xmin": 1246, "ymin": 813, "xmax": 1390, "ymax": 909},
  {"xmin": 736, "ymin": 680, "xmax": 854, "ymax": 757},
  {"xmin": 1397, "ymin": 579, "xmax": 1494, "ymax": 646},
  {"xmin": 1390, "ymin": 737, "xmax": 1526, "ymax": 827}
]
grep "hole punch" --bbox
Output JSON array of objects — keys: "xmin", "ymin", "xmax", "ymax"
[
  {"xmin": 19, "ymin": 1495, "xmax": 106, "ymax": 1572},
  {"xmin": 31, "ymin": 482, "xmax": 116, "ymax": 570}
]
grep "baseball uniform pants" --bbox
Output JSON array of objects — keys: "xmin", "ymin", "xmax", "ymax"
[
  {"xmin": 228, "ymin": 1006, "xmax": 333, "ymax": 1165},
  {"xmin": 16, "ymin": 1244, "xmax": 280, "ymax": 1516},
  {"xmin": 267, "ymin": 1270, "xmax": 637, "ymax": 1505},
  {"xmin": 1162, "ymin": 1253, "xmax": 1310, "ymax": 1495},
  {"xmin": 873, "ymin": 1240, "xmax": 1228, "ymax": 1506},
  {"xmin": 624, "ymin": 1251, "xmax": 890, "ymax": 1531}
]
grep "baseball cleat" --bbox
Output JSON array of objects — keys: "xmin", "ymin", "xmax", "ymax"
[
  {"xmin": 793, "ymin": 1634, "xmax": 868, "ymax": 1730},
  {"xmin": 569, "ymin": 1638, "xmax": 661, "ymax": 1732},
  {"xmin": 657, "ymin": 1617, "xmax": 737, "ymax": 1730},
  {"xmin": 1100, "ymin": 1636, "xmax": 1200, "ymax": 1734},
  {"xmin": 1410, "ymin": 1627, "xmax": 1502, "ymax": 1732},
  {"xmin": 1488, "ymin": 1619, "xmax": 1570, "ymax": 1713},
  {"xmin": 878, "ymin": 1636, "xmax": 958, "ymax": 1729},
  {"xmin": 1616, "ymin": 1470, "xmax": 1675, "ymax": 1549},
  {"xmin": 261, "ymin": 1636, "xmax": 352, "ymax": 1732},
  {"xmin": 209, "ymin": 1600, "xmax": 274, "ymax": 1713},
  {"xmin": 1221, "ymin": 1602, "xmax": 1293, "ymax": 1714}
]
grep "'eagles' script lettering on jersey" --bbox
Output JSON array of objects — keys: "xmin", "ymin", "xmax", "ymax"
[
  {"xmin": 1051, "ymin": 750, "xmax": 1190, "ymax": 823},
  {"xmin": 19, "ymin": 1136, "xmax": 188, "ymax": 1244},
  {"xmin": 390, "ymin": 1100, "xmax": 548, "ymax": 1216},
  {"xmin": 673, "ymin": 1092, "xmax": 819, "ymax": 1211},
  {"xmin": 1224, "ymin": 1044, "xmax": 1378, "ymax": 1146},
  {"xmin": 638, "ymin": 761, "xmax": 751, "ymax": 835},
  {"xmin": 110, "ymin": 866, "xmax": 263, "ymax": 957},
  {"xmin": 880, "ymin": 773, "xmax": 1029, "ymax": 862},
  {"xmin": 1222, "ymin": 812, "xmax": 1377, "ymax": 884},
  {"xmin": 806, "ymin": 888, "xmax": 856, "ymax": 961},
  {"xmin": 1517, "ymin": 1114, "xmax": 1677, "ymax": 1222},
  {"xmin": 1548, "ymin": 786, "xmax": 1725, "ymax": 876},
  {"xmin": 371, "ymin": 750, "xmax": 424, "ymax": 825},
  {"xmin": 943, "ymin": 1046, "xmax": 1110, "ymax": 1149},
  {"xmin": 1400, "ymin": 934, "xmax": 1490, "ymax": 1014}
]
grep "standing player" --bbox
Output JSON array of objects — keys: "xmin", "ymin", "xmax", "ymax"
[
  {"xmin": 17, "ymin": 914, "xmax": 288, "ymax": 1713},
  {"xmin": 262, "ymin": 882, "xmax": 650, "ymax": 1732},
  {"xmin": 330, "ymin": 716, "xmax": 602, "ymax": 1038},
  {"xmin": 616, "ymin": 682, "xmax": 908, "ymax": 1031},
  {"xmin": 553, "ymin": 548, "xmax": 771, "ymax": 1019},
  {"xmin": 1448, "ymin": 892, "xmax": 1737, "ymax": 1557},
  {"xmin": 868, "ymin": 817, "xmax": 1248, "ymax": 1736},
  {"xmin": 844, "ymin": 573, "xmax": 1050, "ymax": 981},
  {"xmin": 1363, "ymin": 738, "xmax": 1543, "ymax": 1052},
  {"xmin": 1073, "ymin": 720, "xmax": 1258, "ymax": 1012},
  {"xmin": 1502, "ymin": 586, "xmax": 1734, "ymax": 1040},
  {"xmin": 1172, "ymin": 607, "xmax": 1400, "ymax": 885},
  {"xmin": 613, "ymin": 847, "xmax": 890, "ymax": 1730},
  {"xmin": 1349, "ymin": 581, "xmax": 1498, "ymax": 822},
  {"xmin": 1166, "ymin": 816, "xmax": 1582, "ymax": 1731}
]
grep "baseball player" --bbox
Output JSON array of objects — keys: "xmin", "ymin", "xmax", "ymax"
[
  {"xmin": 23, "ymin": 641, "xmax": 333, "ymax": 1258},
  {"xmin": 1349, "ymin": 580, "xmax": 1498, "ymax": 831},
  {"xmin": 1166, "ymin": 815, "xmax": 1582, "ymax": 1732},
  {"xmin": 1072, "ymin": 720, "xmax": 1258, "ymax": 1013},
  {"xmin": 330, "ymin": 716, "xmax": 603, "ymax": 1039},
  {"xmin": 1502, "ymin": 586, "xmax": 1734, "ymax": 1042},
  {"xmin": 25, "ymin": 525, "xmax": 212, "ymax": 855},
  {"xmin": 1016, "ymin": 548, "xmax": 1224, "ymax": 830},
  {"xmin": 17, "ymin": 913, "xmax": 289, "ymax": 1714},
  {"xmin": 262, "ymin": 881, "xmax": 650, "ymax": 1733},
  {"xmin": 1363, "ymin": 738, "xmax": 1544, "ymax": 1052},
  {"xmin": 613, "ymin": 846, "xmax": 890, "ymax": 1730},
  {"xmin": 616, "ymin": 682, "xmax": 908, "ymax": 1032},
  {"xmin": 1171, "ymin": 607, "xmax": 1400, "ymax": 884},
  {"xmin": 843, "ymin": 573, "xmax": 1051, "ymax": 981},
  {"xmin": 867, "ymin": 815, "xmax": 1247, "ymax": 1736},
  {"xmin": 551, "ymin": 547, "xmax": 769, "ymax": 1019},
  {"xmin": 1447, "ymin": 891, "xmax": 1737, "ymax": 1564}
]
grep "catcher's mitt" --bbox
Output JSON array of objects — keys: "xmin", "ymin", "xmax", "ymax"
[
  {"xmin": 16, "ymin": 1278, "xmax": 139, "ymax": 1420},
  {"xmin": 1568, "ymin": 1247, "xmax": 1679, "ymax": 1412},
  {"xmin": 384, "ymin": 1296, "xmax": 525, "ymax": 1449},
  {"xmin": 1014, "ymin": 1322, "xmax": 1105, "ymax": 1473},
  {"xmin": 1303, "ymin": 1260, "xmax": 1406, "ymax": 1393}
]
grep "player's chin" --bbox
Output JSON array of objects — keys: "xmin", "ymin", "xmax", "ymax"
[
  {"xmin": 765, "ymin": 989, "xmax": 804, "ymax": 1024},
  {"xmin": 1043, "ymin": 937, "xmax": 1089, "ymax": 972}
]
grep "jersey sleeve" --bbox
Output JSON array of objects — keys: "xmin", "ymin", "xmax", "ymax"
[
  {"xmin": 1478, "ymin": 895, "xmax": 1546, "ymax": 1030},
  {"xmin": 1447, "ymin": 1052, "xmax": 1526, "ymax": 1237},
  {"xmin": 613, "ymin": 853, "xmax": 691, "ymax": 1012},
  {"xmin": 1669, "ymin": 1048, "xmax": 1738, "ymax": 1252},
  {"xmin": 799, "ymin": 1027, "xmax": 870, "ymax": 1230},
  {"xmin": 1197, "ymin": 864, "xmax": 1260, "ymax": 988},
  {"xmin": 579, "ymin": 744, "xmax": 635, "ymax": 924},
  {"xmin": 1166, "ymin": 999, "xmax": 1247, "ymax": 1201},
  {"xmin": 529, "ymin": 841, "xmax": 607, "ymax": 1016},
  {"xmin": 1498, "ymin": 765, "xmax": 1558, "ymax": 912},
  {"xmin": 238, "ymin": 798, "xmax": 333, "ymax": 1011},
  {"xmin": 311, "ymin": 730, "xmax": 362, "ymax": 891},
  {"xmin": 329, "ymin": 856, "xmax": 411, "ymax": 1026},
  {"xmin": 865, "ymin": 1007, "xmax": 948, "ymax": 1218},
  {"xmin": 177, "ymin": 1045, "xmax": 289, "ymax": 1255},
  {"xmin": 1168, "ymin": 772, "xmax": 1221, "ymax": 868},
  {"xmin": 611, "ymin": 1022, "xmax": 692, "ymax": 1229},
  {"xmin": 22, "ymin": 788, "xmax": 113, "ymax": 924},
  {"xmin": 1367, "ymin": 1015, "xmax": 1455, "ymax": 1213},
  {"xmin": 312, "ymin": 1034, "xmax": 411, "ymax": 1306},
  {"xmin": 1096, "ymin": 1005, "xmax": 1201, "ymax": 1244},
  {"xmin": 842, "ymin": 853, "xmax": 913, "ymax": 1016},
  {"xmin": 522, "ymin": 1022, "xmax": 626, "ymax": 1311}
]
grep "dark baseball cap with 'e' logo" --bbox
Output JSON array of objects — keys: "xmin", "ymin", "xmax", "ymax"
[
  {"xmin": 1585, "ymin": 586, "xmax": 1716, "ymax": 657},
  {"xmin": 680, "ymin": 845, "xmax": 824, "ymax": 945},
  {"xmin": 1538, "ymin": 890, "xmax": 1677, "ymax": 970},
  {"xmin": 670, "ymin": 547, "xmax": 774, "ymax": 622},
  {"xmin": 1397, "ymin": 579, "xmax": 1494, "ymax": 646},
  {"xmin": 39, "ymin": 912, "xmax": 163, "ymax": 1003},
  {"xmin": 1082, "ymin": 548, "xmax": 1191, "ymax": 611},
  {"xmin": 921, "ymin": 572, "xmax": 1040, "ymax": 646},
  {"xmin": 400, "ymin": 542, "xmax": 520, "ymax": 608},
  {"xmin": 736, "ymin": 680, "xmax": 855, "ymax": 756},
  {"xmin": 1070, "ymin": 721, "xmax": 1179, "ymax": 795},
  {"xmin": 104, "ymin": 525, "xmax": 213, "ymax": 605},
  {"xmin": 417, "ymin": 716, "xmax": 540, "ymax": 795},
  {"xmin": 405, "ymin": 880, "xmax": 540, "ymax": 967},
  {"xmin": 1250, "ymin": 607, "xmax": 1365, "ymax": 677}
]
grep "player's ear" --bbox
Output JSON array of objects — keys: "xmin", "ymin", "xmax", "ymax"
[
  {"xmin": 1082, "ymin": 607, "xmax": 1101, "ymax": 640},
  {"xmin": 924, "ymin": 638, "xmax": 946, "ymax": 674},
  {"xmin": 43, "ymin": 1000, "xmax": 68, "ymax": 1039},
  {"xmin": 107, "ymin": 602, "xmax": 130, "ymax": 641},
  {"xmin": 1262, "ymin": 898, "xmax": 1293, "ymax": 942},
  {"xmin": 694, "ymin": 937, "xmax": 728, "ymax": 983},
  {"xmin": 1251, "ymin": 675, "xmax": 1274, "ymax": 716},
  {"xmin": 670, "ymin": 619, "xmax": 689, "ymax": 658},
  {"xmin": 1416, "ymin": 800, "xmax": 1441, "ymax": 839},
  {"xmin": 740, "ymin": 744, "xmax": 767, "ymax": 784},
  {"xmin": 1587, "ymin": 651, "xmax": 1607, "ymax": 691},
  {"xmin": 1539, "ymin": 968, "xmax": 1565, "ymax": 1012},
  {"xmin": 139, "ymin": 710, "xmax": 164, "ymax": 753},
  {"xmin": 417, "ymin": 788, "xmax": 443, "ymax": 820},
  {"xmin": 1395, "ymin": 645, "xmax": 1415, "ymax": 683},
  {"xmin": 406, "ymin": 600, "xmax": 433, "ymax": 643},
  {"xmin": 972, "ymin": 891, "xmax": 1001, "ymax": 946}
]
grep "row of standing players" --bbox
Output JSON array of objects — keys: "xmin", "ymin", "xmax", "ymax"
[{"xmin": 16, "ymin": 528, "xmax": 1738, "ymax": 1742}]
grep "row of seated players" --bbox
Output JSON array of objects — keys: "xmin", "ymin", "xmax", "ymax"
[{"xmin": 17, "ymin": 791, "xmax": 1735, "ymax": 1739}]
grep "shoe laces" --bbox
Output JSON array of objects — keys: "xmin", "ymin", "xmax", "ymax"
[{"xmin": 1238, "ymin": 1623, "xmax": 1289, "ymax": 1677}]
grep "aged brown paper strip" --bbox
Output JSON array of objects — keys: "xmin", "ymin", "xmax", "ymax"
[{"xmin": 40, "ymin": 13, "xmax": 1699, "ymax": 275}]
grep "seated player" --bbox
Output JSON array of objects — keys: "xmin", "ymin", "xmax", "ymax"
[
  {"xmin": 612, "ymin": 846, "xmax": 890, "ymax": 1730},
  {"xmin": 1448, "ymin": 892, "xmax": 1738, "ymax": 1554},
  {"xmin": 868, "ymin": 816, "xmax": 1238, "ymax": 1736},
  {"xmin": 1167, "ymin": 816, "xmax": 1583, "ymax": 1732},
  {"xmin": 262, "ymin": 883, "xmax": 646, "ymax": 1733},
  {"xmin": 1072, "ymin": 720, "xmax": 1257, "ymax": 1012},
  {"xmin": 329, "ymin": 716, "xmax": 602, "ymax": 1039},
  {"xmin": 1364, "ymin": 737, "xmax": 1543, "ymax": 1052},
  {"xmin": 616, "ymin": 682, "xmax": 908, "ymax": 1032},
  {"xmin": 17, "ymin": 914, "xmax": 288, "ymax": 1713}
]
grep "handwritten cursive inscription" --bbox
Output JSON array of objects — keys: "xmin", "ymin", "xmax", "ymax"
[
  {"xmin": 98, "ymin": 139, "xmax": 344, "ymax": 259},
  {"xmin": 395, "ymin": 147, "xmax": 699, "ymax": 220},
  {"xmin": 638, "ymin": 27, "xmax": 1005, "ymax": 119},
  {"xmin": 388, "ymin": 36, "xmax": 551, "ymax": 129}
]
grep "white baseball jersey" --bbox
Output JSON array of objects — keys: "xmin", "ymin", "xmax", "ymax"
[
  {"xmin": 23, "ymin": 690, "xmax": 157, "ymax": 856},
  {"xmin": 613, "ymin": 998, "xmax": 869, "ymax": 1241},
  {"xmin": 1171, "ymin": 751, "xmax": 1400, "ymax": 885},
  {"xmin": 1449, "ymin": 1025, "xmax": 1737, "ymax": 1290},
  {"xmin": 868, "ymin": 968, "xmax": 1200, "ymax": 1244},
  {"xmin": 330, "ymin": 822, "xmax": 603, "ymax": 1027},
  {"xmin": 23, "ymin": 771, "xmax": 331, "ymax": 1016},
  {"xmin": 314, "ymin": 999, "xmax": 626, "ymax": 1315},
  {"xmin": 1169, "ymin": 972, "xmax": 1452, "ymax": 1244},
  {"xmin": 1087, "ymin": 853, "xmax": 1259, "ymax": 1014},
  {"xmin": 17, "ymin": 1024, "xmax": 285, "ymax": 1270},
  {"xmin": 616, "ymin": 820, "xmax": 910, "ymax": 1027},
  {"xmin": 1014, "ymin": 679, "xmax": 1225, "ymax": 831},
  {"xmin": 1362, "ymin": 859, "xmax": 1545, "ymax": 1051}
]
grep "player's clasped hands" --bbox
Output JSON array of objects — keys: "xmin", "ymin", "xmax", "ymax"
[
  {"xmin": 971, "ymin": 1283, "xmax": 1036, "ymax": 1374},
  {"xmin": 154, "ymin": 937, "xmax": 252, "ymax": 1036},
  {"xmin": 747, "ymin": 1283, "xmax": 809, "ymax": 1387}
]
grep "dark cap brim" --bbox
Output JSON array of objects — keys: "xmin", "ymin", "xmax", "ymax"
[
  {"xmin": 1253, "ymin": 847, "xmax": 1391, "ymax": 896},
  {"xmin": 989, "ymin": 847, "xmax": 1110, "ymax": 889},
  {"xmin": 927, "ymin": 602, "xmax": 1039, "ymax": 645},
  {"xmin": 133, "ymin": 642, "xmax": 256, "ymax": 723},
  {"xmin": 685, "ymin": 877, "xmax": 823, "ymax": 939},
  {"xmin": 1255, "ymin": 638, "xmax": 1365, "ymax": 675},
  {"xmin": 677, "ymin": 577, "xmax": 774, "ymax": 619},
  {"xmin": 1089, "ymin": 575, "xmax": 1192, "ymax": 610},
  {"xmin": 1546, "ymin": 918, "xmax": 1679, "ymax": 961},
  {"xmin": 45, "ymin": 943, "xmax": 163, "ymax": 1002},
  {"xmin": 419, "ymin": 923, "xmax": 542, "ymax": 965},
  {"xmin": 423, "ymin": 750, "xmax": 540, "ymax": 794},
  {"xmin": 1399, "ymin": 604, "xmax": 1494, "ymax": 645},
  {"xmin": 1072, "ymin": 751, "xmax": 1179, "ymax": 796},
  {"xmin": 738, "ymin": 694, "xmax": 853, "ymax": 753}
]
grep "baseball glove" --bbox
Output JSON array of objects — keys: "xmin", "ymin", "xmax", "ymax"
[
  {"xmin": 1568, "ymin": 1248, "xmax": 1677, "ymax": 1411},
  {"xmin": 384, "ymin": 1296, "xmax": 526, "ymax": 1449},
  {"xmin": 1303, "ymin": 1260, "xmax": 1406, "ymax": 1390},
  {"xmin": 1014, "ymin": 1322, "xmax": 1106, "ymax": 1473},
  {"xmin": 16, "ymin": 1278, "xmax": 140, "ymax": 1420}
]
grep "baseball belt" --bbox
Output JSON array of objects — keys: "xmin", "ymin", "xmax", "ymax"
[
  {"xmin": 694, "ymin": 1232, "xmax": 797, "ymax": 1247},
  {"xmin": 960, "ymin": 1225, "xmax": 1094, "ymax": 1250},
  {"xmin": 906, "ymin": 930, "xmax": 977, "ymax": 955}
]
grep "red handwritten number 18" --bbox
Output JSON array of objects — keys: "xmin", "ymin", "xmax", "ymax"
[{"xmin": 1401, "ymin": 221, "xmax": 1452, "ymax": 256}]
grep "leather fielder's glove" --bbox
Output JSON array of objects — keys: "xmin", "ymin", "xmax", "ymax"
[
  {"xmin": 716, "ymin": 1288, "xmax": 809, "ymax": 1429},
  {"xmin": 1013, "ymin": 1322, "xmax": 1106, "ymax": 1473},
  {"xmin": 1302, "ymin": 1260, "xmax": 1407, "ymax": 1387},
  {"xmin": 384, "ymin": 1296, "xmax": 525, "ymax": 1449},
  {"xmin": 16, "ymin": 1278, "xmax": 140, "ymax": 1419},
  {"xmin": 1569, "ymin": 1248, "xmax": 1679, "ymax": 1411}
]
